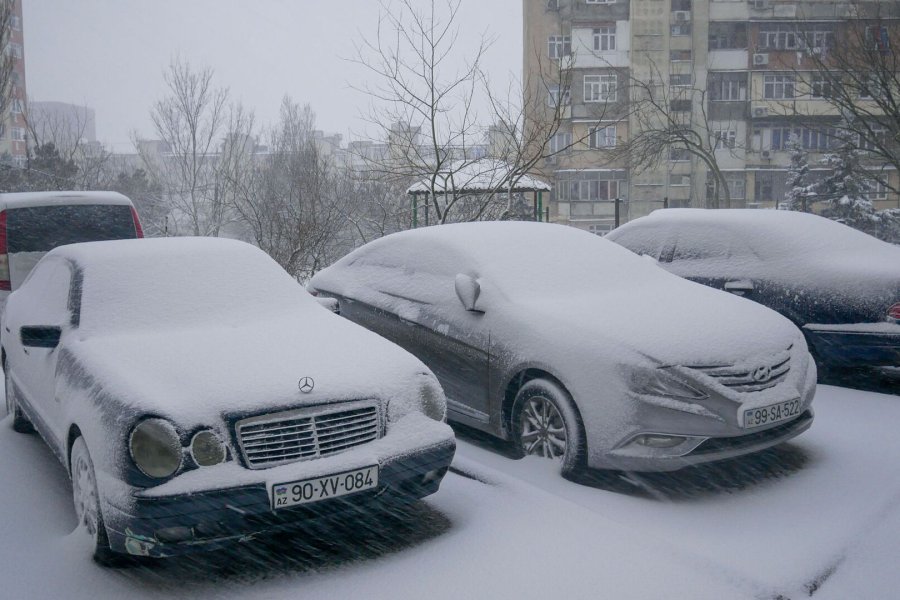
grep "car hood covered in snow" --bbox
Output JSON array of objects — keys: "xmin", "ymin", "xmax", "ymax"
[{"xmin": 49, "ymin": 237, "xmax": 442, "ymax": 426}]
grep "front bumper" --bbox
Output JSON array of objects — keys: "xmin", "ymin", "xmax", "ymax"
[
  {"xmin": 803, "ymin": 323, "xmax": 900, "ymax": 368},
  {"xmin": 103, "ymin": 436, "xmax": 455, "ymax": 558}
]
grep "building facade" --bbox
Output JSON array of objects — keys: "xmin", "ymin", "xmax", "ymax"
[
  {"xmin": 0, "ymin": 0, "xmax": 26, "ymax": 167},
  {"xmin": 524, "ymin": 0, "xmax": 900, "ymax": 233}
]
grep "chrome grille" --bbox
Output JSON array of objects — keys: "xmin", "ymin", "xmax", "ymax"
[
  {"xmin": 236, "ymin": 401, "xmax": 381, "ymax": 469},
  {"xmin": 692, "ymin": 350, "xmax": 791, "ymax": 393}
]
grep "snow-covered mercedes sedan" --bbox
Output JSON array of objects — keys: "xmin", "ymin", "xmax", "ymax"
[
  {"xmin": 309, "ymin": 222, "xmax": 816, "ymax": 478},
  {"xmin": 1, "ymin": 238, "xmax": 454, "ymax": 563}
]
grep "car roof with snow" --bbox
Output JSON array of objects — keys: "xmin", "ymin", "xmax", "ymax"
[
  {"xmin": 610, "ymin": 208, "xmax": 899, "ymax": 259},
  {"xmin": 44, "ymin": 237, "xmax": 313, "ymax": 334},
  {"xmin": 0, "ymin": 191, "xmax": 133, "ymax": 210},
  {"xmin": 321, "ymin": 221, "xmax": 679, "ymax": 297}
]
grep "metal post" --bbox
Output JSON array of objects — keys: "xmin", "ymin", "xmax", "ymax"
[
  {"xmin": 533, "ymin": 193, "xmax": 538, "ymax": 221},
  {"xmin": 412, "ymin": 195, "xmax": 418, "ymax": 228},
  {"xmin": 614, "ymin": 197, "xmax": 620, "ymax": 228},
  {"xmin": 663, "ymin": 196, "xmax": 669, "ymax": 209},
  {"xmin": 537, "ymin": 191, "xmax": 543, "ymax": 222},
  {"xmin": 545, "ymin": 206, "xmax": 550, "ymax": 222}
]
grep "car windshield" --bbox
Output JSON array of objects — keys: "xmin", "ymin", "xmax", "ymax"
[
  {"xmin": 5, "ymin": 204, "xmax": 137, "ymax": 252},
  {"xmin": 69, "ymin": 238, "xmax": 313, "ymax": 335}
]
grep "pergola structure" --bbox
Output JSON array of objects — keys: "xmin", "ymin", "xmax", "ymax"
[{"xmin": 406, "ymin": 159, "xmax": 552, "ymax": 227}]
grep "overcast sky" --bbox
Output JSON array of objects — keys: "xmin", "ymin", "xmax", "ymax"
[{"xmin": 22, "ymin": 0, "xmax": 522, "ymax": 152}]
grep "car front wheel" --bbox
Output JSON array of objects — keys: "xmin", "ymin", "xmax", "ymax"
[
  {"xmin": 512, "ymin": 378, "xmax": 586, "ymax": 477},
  {"xmin": 4, "ymin": 367, "xmax": 34, "ymax": 434},
  {"xmin": 70, "ymin": 437, "xmax": 119, "ymax": 565}
]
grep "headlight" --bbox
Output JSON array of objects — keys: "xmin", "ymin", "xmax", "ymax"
[
  {"xmin": 129, "ymin": 418, "xmax": 182, "ymax": 478},
  {"xmin": 191, "ymin": 430, "xmax": 226, "ymax": 466},
  {"xmin": 631, "ymin": 367, "xmax": 707, "ymax": 400}
]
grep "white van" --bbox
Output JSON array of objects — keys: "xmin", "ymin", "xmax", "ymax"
[{"xmin": 0, "ymin": 191, "xmax": 144, "ymax": 310}]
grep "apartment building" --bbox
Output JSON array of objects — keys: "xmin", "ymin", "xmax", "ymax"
[
  {"xmin": 524, "ymin": 0, "xmax": 900, "ymax": 233},
  {"xmin": 0, "ymin": 0, "xmax": 26, "ymax": 167}
]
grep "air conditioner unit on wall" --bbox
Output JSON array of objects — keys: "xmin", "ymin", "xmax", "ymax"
[
  {"xmin": 750, "ymin": 0, "xmax": 770, "ymax": 10},
  {"xmin": 674, "ymin": 11, "xmax": 691, "ymax": 22},
  {"xmin": 753, "ymin": 53, "xmax": 770, "ymax": 66},
  {"xmin": 753, "ymin": 107, "xmax": 769, "ymax": 117}
]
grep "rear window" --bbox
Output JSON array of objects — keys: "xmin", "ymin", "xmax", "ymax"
[{"xmin": 5, "ymin": 204, "xmax": 137, "ymax": 253}]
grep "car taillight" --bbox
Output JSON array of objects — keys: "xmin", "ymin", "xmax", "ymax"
[
  {"xmin": 889, "ymin": 303, "xmax": 900, "ymax": 321},
  {"xmin": 0, "ymin": 210, "xmax": 9, "ymax": 291},
  {"xmin": 131, "ymin": 206, "xmax": 144, "ymax": 238}
]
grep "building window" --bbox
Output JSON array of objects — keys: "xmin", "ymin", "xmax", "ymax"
[
  {"xmin": 859, "ymin": 125, "xmax": 889, "ymax": 151},
  {"xmin": 670, "ymin": 173, "xmax": 691, "ymax": 186},
  {"xmin": 590, "ymin": 125, "xmax": 617, "ymax": 148},
  {"xmin": 755, "ymin": 173, "xmax": 774, "ymax": 202},
  {"xmin": 558, "ymin": 179, "xmax": 620, "ymax": 201},
  {"xmin": 672, "ymin": 0, "xmax": 692, "ymax": 11},
  {"xmin": 865, "ymin": 26, "xmax": 890, "ymax": 52},
  {"xmin": 758, "ymin": 26, "xmax": 799, "ymax": 50},
  {"xmin": 592, "ymin": 26, "xmax": 616, "ymax": 52},
  {"xmin": 10, "ymin": 98, "xmax": 23, "ymax": 114},
  {"xmin": 810, "ymin": 75, "xmax": 833, "ymax": 98},
  {"xmin": 549, "ymin": 131, "xmax": 573, "ymax": 154},
  {"xmin": 799, "ymin": 26, "xmax": 835, "ymax": 52},
  {"xmin": 725, "ymin": 175, "xmax": 746, "ymax": 199},
  {"xmin": 548, "ymin": 35, "xmax": 572, "ymax": 59},
  {"xmin": 670, "ymin": 99, "xmax": 692, "ymax": 112},
  {"xmin": 10, "ymin": 16, "xmax": 21, "ymax": 30},
  {"xmin": 865, "ymin": 179, "xmax": 888, "ymax": 201},
  {"xmin": 669, "ymin": 74, "xmax": 692, "ymax": 87},
  {"xmin": 586, "ymin": 0, "xmax": 616, "ymax": 4},
  {"xmin": 11, "ymin": 127, "xmax": 26, "ymax": 142},
  {"xmin": 670, "ymin": 49, "xmax": 692, "ymax": 61},
  {"xmin": 714, "ymin": 129, "xmax": 737, "ymax": 149},
  {"xmin": 709, "ymin": 22, "xmax": 748, "ymax": 50},
  {"xmin": 584, "ymin": 74, "xmax": 617, "ymax": 102},
  {"xmin": 547, "ymin": 85, "xmax": 571, "ymax": 107},
  {"xmin": 669, "ymin": 147, "xmax": 691, "ymax": 161},
  {"xmin": 709, "ymin": 72, "xmax": 747, "ymax": 101},
  {"xmin": 671, "ymin": 24, "xmax": 692, "ymax": 36},
  {"xmin": 764, "ymin": 74, "xmax": 795, "ymax": 99}
]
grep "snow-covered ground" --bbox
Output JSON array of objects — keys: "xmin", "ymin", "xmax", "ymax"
[{"xmin": 1, "ymin": 384, "xmax": 898, "ymax": 599}]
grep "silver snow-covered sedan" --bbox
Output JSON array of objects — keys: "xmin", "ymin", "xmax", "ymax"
[
  {"xmin": 310, "ymin": 222, "xmax": 816, "ymax": 476},
  {"xmin": 2, "ymin": 237, "xmax": 454, "ymax": 562}
]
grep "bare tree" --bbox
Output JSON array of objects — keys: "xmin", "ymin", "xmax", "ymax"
[
  {"xmin": 140, "ymin": 59, "xmax": 230, "ymax": 236},
  {"xmin": 350, "ymin": 0, "xmax": 496, "ymax": 224},
  {"xmin": 24, "ymin": 102, "xmax": 112, "ymax": 189},
  {"xmin": 613, "ymin": 59, "xmax": 742, "ymax": 208},
  {"xmin": 0, "ymin": 0, "xmax": 16, "ymax": 121},
  {"xmin": 228, "ymin": 98, "xmax": 352, "ymax": 280},
  {"xmin": 786, "ymin": 3, "xmax": 900, "ymax": 194}
]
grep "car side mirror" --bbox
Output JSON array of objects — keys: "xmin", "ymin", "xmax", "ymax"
[
  {"xmin": 21, "ymin": 325, "xmax": 62, "ymax": 349},
  {"xmin": 454, "ymin": 274, "xmax": 483, "ymax": 313}
]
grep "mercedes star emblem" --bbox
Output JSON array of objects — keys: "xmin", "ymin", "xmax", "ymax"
[
  {"xmin": 298, "ymin": 377, "xmax": 315, "ymax": 393},
  {"xmin": 751, "ymin": 365, "xmax": 772, "ymax": 383}
]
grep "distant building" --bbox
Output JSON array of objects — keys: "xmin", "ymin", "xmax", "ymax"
[
  {"xmin": 523, "ymin": 0, "xmax": 900, "ymax": 234},
  {"xmin": 0, "ymin": 0, "xmax": 27, "ymax": 167},
  {"xmin": 28, "ymin": 101, "xmax": 98, "ymax": 148}
]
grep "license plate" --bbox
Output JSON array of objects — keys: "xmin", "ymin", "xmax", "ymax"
[
  {"xmin": 271, "ymin": 465, "xmax": 379, "ymax": 510},
  {"xmin": 742, "ymin": 399, "xmax": 802, "ymax": 429}
]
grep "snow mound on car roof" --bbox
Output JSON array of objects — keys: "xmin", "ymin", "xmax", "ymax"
[
  {"xmin": 627, "ymin": 208, "xmax": 898, "ymax": 257},
  {"xmin": 48, "ymin": 237, "xmax": 314, "ymax": 334}
]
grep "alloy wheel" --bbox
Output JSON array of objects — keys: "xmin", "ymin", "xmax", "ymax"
[
  {"xmin": 72, "ymin": 446, "xmax": 100, "ymax": 540},
  {"xmin": 519, "ymin": 395, "xmax": 568, "ymax": 460}
]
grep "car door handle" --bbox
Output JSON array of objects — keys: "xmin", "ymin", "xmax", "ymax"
[{"xmin": 724, "ymin": 280, "xmax": 754, "ymax": 295}]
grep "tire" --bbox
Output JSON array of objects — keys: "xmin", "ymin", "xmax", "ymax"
[
  {"xmin": 70, "ymin": 437, "xmax": 121, "ymax": 566},
  {"xmin": 512, "ymin": 378, "xmax": 586, "ymax": 477},
  {"xmin": 4, "ymin": 367, "xmax": 34, "ymax": 434}
]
